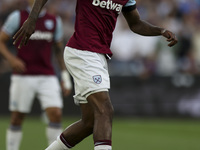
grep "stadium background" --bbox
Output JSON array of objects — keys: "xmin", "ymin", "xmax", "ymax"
[{"xmin": 0, "ymin": 0, "xmax": 200, "ymax": 150}]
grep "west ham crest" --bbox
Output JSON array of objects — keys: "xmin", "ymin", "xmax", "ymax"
[
  {"xmin": 93, "ymin": 75, "xmax": 102, "ymax": 84},
  {"xmin": 44, "ymin": 20, "xmax": 54, "ymax": 30}
]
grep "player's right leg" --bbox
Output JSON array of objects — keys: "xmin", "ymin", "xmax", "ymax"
[
  {"xmin": 87, "ymin": 91, "xmax": 113, "ymax": 150},
  {"xmin": 45, "ymin": 107, "xmax": 63, "ymax": 145},
  {"xmin": 6, "ymin": 111, "xmax": 25, "ymax": 150},
  {"xmin": 45, "ymin": 91, "xmax": 113, "ymax": 150},
  {"xmin": 7, "ymin": 75, "xmax": 36, "ymax": 150},
  {"xmin": 45, "ymin": 46, "xmax": 112, "ymax": 150},
  {"xmin": 45, "ymin": 103, "xmax": 94, "ymax": 150}
]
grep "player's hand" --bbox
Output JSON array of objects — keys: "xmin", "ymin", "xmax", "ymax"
[
  {"xmin": 10, "ymin": 57, "xmax": 26, "ymax": 73},
  {"xmin": 161, "ymin": 29, "xmax": 178, "ymax": 47},
  {"xmin": 13, "ymin": 17, "xmax": 36, "ymax": 48},
  {"xmin": 61, "ymin": 81, "xmax": 72, "ymax": 97},
  {"xmin": 61, "ymin": 70, "xmax": 72, "ymax": 97}
]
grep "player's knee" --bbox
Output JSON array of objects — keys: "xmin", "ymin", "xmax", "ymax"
[
  {"xmin": 109, "ymin": 105, "xmax": 114, "ymax": 118},
  {"xmin": 46, "ymin": 108, "xmax": 62, "ymax": 122},
  {"xmin": 88, "ymin": 92, "xmax": 114, "ymax": 118},
  {"xmin": 10, "ymin": 112, "xmax": 25, "ymax": 125},
  {"xmin": 11, "ymin": 118, "xmax": 23, "ymax": 125},
  {"xmin": 101, "ymin": 97, "xmax": 114, "ymax": 116},
  {"xmin": 95, "ymin": 101, "xmax": 114, "ymax": 120},
  {"xmin": 106, "ymin": 105, "xmax": 114, "ymax": 120},
  {"xmin": 81, "ymin": 114, "xmax": 94, "ymax": 130}
]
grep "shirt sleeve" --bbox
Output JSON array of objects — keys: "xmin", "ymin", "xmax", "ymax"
[
  {"xmin": 122, "ymin": 0, "xmax": 137, "ymax": 12},
  {"xmin": 54, "ymin": 16, "xmax": 63, "ymax": 42},
  {"xmin": 2, "ymin": 10, "xmax": 20, "ymax": 36}
]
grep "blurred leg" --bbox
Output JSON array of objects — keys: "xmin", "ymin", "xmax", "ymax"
[
  {"xmin": 45, "ymin": 107, "xmax": 63, "ymax": 145},
  {"xmin": 6, "ymin": 111, "xmax": 25, "ymax": 150}
]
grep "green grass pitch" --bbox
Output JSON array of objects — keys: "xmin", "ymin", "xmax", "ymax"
[{"xmin": 0, "ymin": 116, "xmax": 200, "ymax": 150}]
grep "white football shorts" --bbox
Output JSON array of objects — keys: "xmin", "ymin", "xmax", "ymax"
[
  {"xmin": 64, "ymin": 46, "xmax": 110, "ymax": 105},
  {"xmin": 9, "ymin": 75, "xmax": 63, "ymax": 113}
]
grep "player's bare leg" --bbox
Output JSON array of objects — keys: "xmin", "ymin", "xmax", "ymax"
[
  {"xmin": 88, "ymin": 91, "xmax": 113, "ymax": 150},
  {"xmin": 45, "ymin": 107, "xmax": 63, "ymax": 145},
  {"xmin": 62, "ymin": 91, "xmax": 113, "ymax": 147},
  {"xmin": 45, "ymin": 91, "xmax": 113, "ymax": 150},
  {"xmin": 45, "ymin": 103, "xmax": 94, "ymax": 150},
  {"xmin": 6, "ymin": 111, "xmax": 25, "ymax": 150},
  {"xmin": 62, "ymin": 102, "xmax": 94, "ymax": 143}
]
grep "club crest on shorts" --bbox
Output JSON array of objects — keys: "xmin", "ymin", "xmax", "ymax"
[{"xmin": 93, "ymin": 75, "xmax": 102, "ymax": 84}]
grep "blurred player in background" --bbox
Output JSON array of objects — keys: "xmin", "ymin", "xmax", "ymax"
[
  {"xmin": 0, "ymin": 0, "xmax": 72, "ymax": 150},
  {"xmin": 12, "ymin": 0, "xmax": 178, "ymax": 150}
]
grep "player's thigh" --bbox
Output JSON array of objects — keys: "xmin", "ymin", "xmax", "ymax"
[
  {"xmin": 64, "ymin": 46, "xmax": 110, "ymax": 105},
  {"xmin": 37, "ymin": 76, "xmax": 63, "ymax": 110},
  {"xmin": 87, "ymin": 91, "xmax": 113, "ymax": 115},
  {"xmin": 9, "ymin": 75, "xmax": 36, "ymax": 113}
]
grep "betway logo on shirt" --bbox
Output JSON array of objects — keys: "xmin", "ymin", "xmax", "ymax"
[
  {"xmin": 30, "ymin": 31, "xmax": 53, "ymax": 42},
  {"xmin": 92, "ymin": 0, "xmax": 123, "ymax": 14}
]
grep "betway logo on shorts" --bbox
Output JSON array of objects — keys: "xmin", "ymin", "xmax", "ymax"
[
  {"xmin": 30, "ymin": 31, "xmax": 53, "ymax": 42},
  {"xmin": 92, "ymin": 0, "xmax": 123, "ymax": 14}
]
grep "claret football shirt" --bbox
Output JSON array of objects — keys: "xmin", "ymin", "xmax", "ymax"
[
  {"xmin": 67, "ymin": 0, "xmax": 136, "ymax": 57},
  {"xmin": 2, "ymin": 9, "xmax": 63, "ymax": 75}
]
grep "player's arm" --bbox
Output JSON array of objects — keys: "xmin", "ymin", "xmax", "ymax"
[
  {"xmin": 13, "ymin": 0, "xmax": 49, "ymax": 48},
  {"xmin": 0, "ymin": 11, "xmax": 26, "ymax": 73},
  {"xmin": 122, "ymin": 8, "xmax": 178, "ymax": 47}
]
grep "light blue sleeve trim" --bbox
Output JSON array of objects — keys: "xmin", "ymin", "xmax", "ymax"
[
  {"xmin": 124, "ymin": 0, "xmax": 136, "ymax": 7},
  {"xmin": 54, "ymin": 16, "xmax": 63, "ymax": 42},
  {"xmin": 2, "ymin": 10, "xmax": 20, "ymax": 36}
]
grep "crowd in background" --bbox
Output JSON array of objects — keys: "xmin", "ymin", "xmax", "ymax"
[
  {"xmin": 0, "ymin": 0, "xmax": 200, "ymax": 78},
  {"xmin": 111, "ymin": 0, "xmax": 200, "ymax": 78}
]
